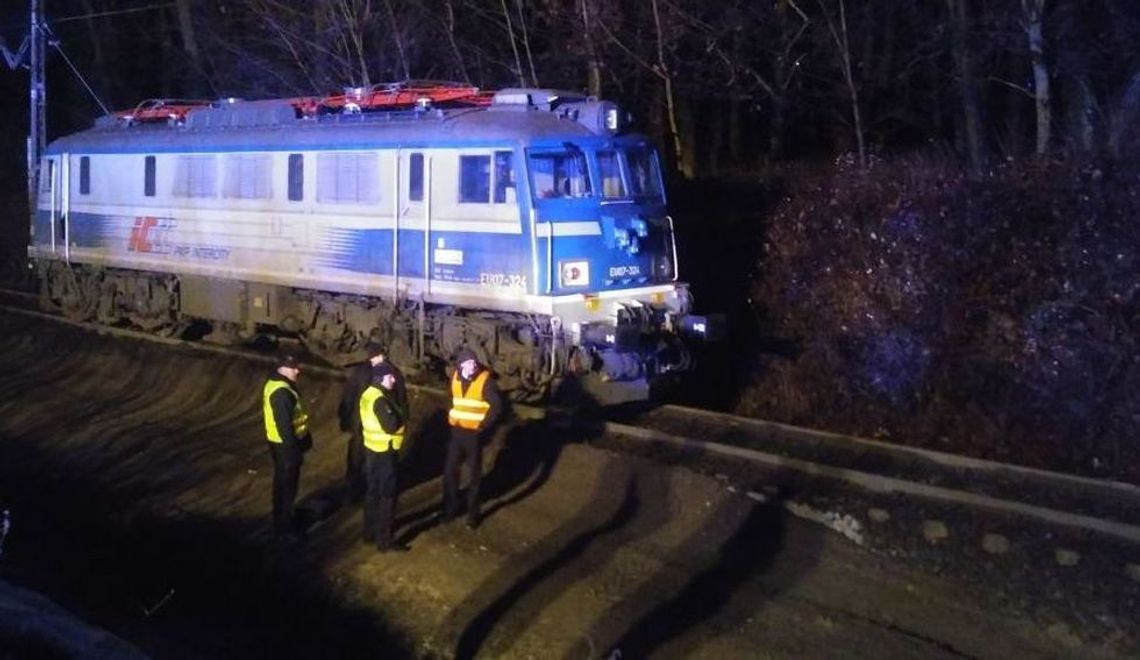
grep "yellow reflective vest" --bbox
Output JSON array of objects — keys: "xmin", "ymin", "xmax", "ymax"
[
  {"xmin": 360, "ymin": 385, "xmax": 405, "ymax": 453},
  {"xmin": 263, "ymin": 379, "xmax": 309, "ymax": 443},
  {"xmin": 448, "ymin": 370, "xmax": 491, "ymax": 430}
]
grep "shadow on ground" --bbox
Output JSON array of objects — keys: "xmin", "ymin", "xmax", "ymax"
[{"xmin": 0, "ymin": 431, "xmax": 408, "ymax": 659}]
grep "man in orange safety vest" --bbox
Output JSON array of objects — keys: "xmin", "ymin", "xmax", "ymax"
[{"xmin": 442, "ymin": 347, "xmax": 502, "ymax": 529}]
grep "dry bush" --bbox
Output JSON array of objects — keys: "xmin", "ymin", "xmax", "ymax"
[{"xmin": 743, "ymin": 152, "xmax": 1140, "ymax": 481}]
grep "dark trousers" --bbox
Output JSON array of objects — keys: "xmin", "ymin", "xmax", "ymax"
[
  {"xmin": 363, "ymin": 449, "xmax": 398, "ymax": 549},
  {"xmin": 443, "ymin": 428, "xmax": 482, "ymax": 523},
  {"xmin": 345, "ymin": 430, "xmax": 366, "ymax": 503},
  {"xmin": 268, "ymin": 442, "xmax": 303, "ymax": 534}
]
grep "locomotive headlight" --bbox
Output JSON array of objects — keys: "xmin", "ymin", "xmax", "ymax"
[
  {"xmin": 605, "ymin": 106, "xmax": 620, "ymax": 133},
  {"xmin": 581, "ymin": 322, "xmax": 641, "ymax": 350},
  {"xmin": 679, "ymin": 314, "xmax": 727, "ymax": 341},
  {"xmin": 560, "ymin": 260, "xmax": 590, "ymax": 287}
]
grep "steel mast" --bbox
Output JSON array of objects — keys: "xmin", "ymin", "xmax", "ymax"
[{"xmin": 28, "ymin": 0, "xmax": 46, "ymax": 211}]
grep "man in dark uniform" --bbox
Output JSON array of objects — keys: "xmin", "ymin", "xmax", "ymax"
[
  {"xmin": 442, "ymin": 348, "xmax": 503, "ymax": 529},
  {"xmin": 359, "ymin": 362, "xmax": 408, "ymax": 551},
  {"xmin": 262, "ymin": 354, "xmax": 313, "ymax": 541},
  {"xmin": 338, "ymin": 342, "xmax": 406, "ymax": 504}
]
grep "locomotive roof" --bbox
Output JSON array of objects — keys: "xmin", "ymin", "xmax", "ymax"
[{"xmin": 45, "ymin": 101, "xmax": 642, "ymax": 155}]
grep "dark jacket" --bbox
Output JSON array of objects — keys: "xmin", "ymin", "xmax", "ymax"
[
  {"xmin": 267, "ymin": 373, "xmax": 312, "ymax": 451},
  {"xmin": 338, "ymin": 361, "xmax": 407, "ymax": 433},
  {"xmin": 371, "ymin": 386, "xmax": 406, "ymax": 435}
]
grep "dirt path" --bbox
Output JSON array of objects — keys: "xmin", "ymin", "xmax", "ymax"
[{"xmin": 0, "ymin": 313, "xmax": 1123, "ymax": 659}]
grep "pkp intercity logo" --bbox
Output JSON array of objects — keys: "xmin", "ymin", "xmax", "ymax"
[{"xmin": 127, "ymin": 216, "xmax": 176, "ymax": 253}]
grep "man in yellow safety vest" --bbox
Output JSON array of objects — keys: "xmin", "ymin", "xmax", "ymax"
[
  {"xmin": 443, "ymin": 347, "xmax": 502, "ymax": 529},
  {"xmin": 262, "ymin": 354, "xmax": 313, "ymax": 542},
  {"xmin": 359, "ymin": 362, "xmax": 408, "ymax": 551},
  {"xmin": 338, "ymin": 341, "xmax": 406, "ymax": 505}
]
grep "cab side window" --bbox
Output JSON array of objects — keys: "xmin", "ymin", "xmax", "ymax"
[
  {"xmin": 287, "ymin": 154, "xmax": 304, "ymax": 202},
  {"xmin": 459, "ymin": 155, "xmax": 490, "ymax": 203},
  {"xmin": 144, "ymin": 156, "xmax": 156, "ymax": 197},
  {"xmin": 79, "ymin": 156, "xmax": 91, "ymax": 195},
  {"xmin": 529, "ymin": 151, "xmax": 591, "ymax": 199},
  {"xmin": 493, "ymin": 151, "xmax": 515, "ymax": 204},
  {"xmin": 40, "ymin": 160, "xmax": 54, "ymax": 193},
  {"xmin": 409, "ymin": 153, "xmax": 424, "ymax": 202}
]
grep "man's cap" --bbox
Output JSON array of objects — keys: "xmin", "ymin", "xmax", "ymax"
[
  {"xmin": 278, "ymin": 354, "xmax": 300, "ymax": 369},
  {"xmin": 364, "ymin": 341, "xmax": 387, "ymax": 358},
  {"xmin": 455, "ymin": 347, "xmax": 478, "ymax": 365},
  {"xmin": 371, "ymin": 361, "xmax": 397, "ymax": 383}
]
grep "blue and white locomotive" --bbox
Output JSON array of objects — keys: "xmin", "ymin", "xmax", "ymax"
[{"xmin": 29, "ymin": 82, "xmax": 716, "ymax": 402}]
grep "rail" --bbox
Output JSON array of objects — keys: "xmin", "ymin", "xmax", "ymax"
[{"xmin": 3, "ymin": 289, "xmax": 1139, "ymax": 549}]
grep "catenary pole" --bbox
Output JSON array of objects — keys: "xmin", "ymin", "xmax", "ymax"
[{"xmin": 29, "ymin": 0, "xmax": 46, "ymax": 215}]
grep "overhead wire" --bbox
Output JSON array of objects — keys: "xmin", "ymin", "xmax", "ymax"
[
  {"xmin": 41, "ymin": 22, "xmax": 111, "ymax": 116},
  {"xmin": 51, "ymin": 3, "xmax": 176, "ymax": 25},
  {"xmin": 13, "ymin": 2, "xmax": 179, "ymax": 117}
]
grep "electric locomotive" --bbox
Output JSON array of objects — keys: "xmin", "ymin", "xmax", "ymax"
[{"xmin": 28, "ymin": 82, "xmax": 717, "ymax": 403}]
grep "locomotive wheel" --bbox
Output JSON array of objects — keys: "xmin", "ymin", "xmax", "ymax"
[{"xmin": 48, "ymin": 264, "xmax": 98, "ymax": 322}]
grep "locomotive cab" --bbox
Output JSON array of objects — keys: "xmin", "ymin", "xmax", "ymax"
[{"xmin": 521, "ymin": 121, "xmax": 717, "ymax": 402}]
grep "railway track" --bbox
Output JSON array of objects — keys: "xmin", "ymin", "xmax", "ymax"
[
  {"xmin": 599, "ymin": 409, "xmax": 1140, "ymax": 545},
  {"xmin": 3, "ymin": 286, "xmax": 1139, "ymax": 551}
]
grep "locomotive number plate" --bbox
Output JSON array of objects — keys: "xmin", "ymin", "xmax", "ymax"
[
  {"xmin": 479, "ymin": 273, "xmax": 528, "ymax": 290},
  {"xmin": 607, "ymin": 265, "xmax": 641, "ymax": 278}
]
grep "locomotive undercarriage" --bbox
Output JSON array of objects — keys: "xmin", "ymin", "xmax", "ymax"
[
  {"xmin": 34, "ymin": 261, "xmax": 588, "ymax": 401},
  {"xmin": 35, "ymin": 261, "xmax": 692, "ymax": 403},
  {"xmin": 38, "ymin": 261, "xmax": 182, "ymax": 334},
  {"xmin": 294, "ymin": 290, "xmax": 562, "ymax": 400}
]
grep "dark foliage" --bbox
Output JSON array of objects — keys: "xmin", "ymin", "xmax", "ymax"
[
  {"xmin": 747, "ymin": 152, "xmax": 1140, "ymax": 482},
  {"xmin": 9, "ymin": 0, "xmax": 1138, "ymax": 167}
]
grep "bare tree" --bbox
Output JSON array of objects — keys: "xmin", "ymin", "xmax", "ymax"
[
  {"xmin": 382, "ymin": 0, "xmax": 410, "ymax": 80},
  {"xmin": 513, "ymin": 0, "xmax": 539, "ymax": 87},
  {"xmin": 228, "ymin": 0, "xmax": 365, "ymax": 92},
  {"xmin": 946, "ymin": 0, "xmax": 985, "ymax": 174},
  {"xmin": 174, "ymin": 0, "xmax": 212, "ymax": 95},
  {"xmin": 817, "ymin": 0, "xmax": 866, "ymax": 169},
  {"xmin": 1021, "ymin": 0, "xmax": 1051, "ymax": 154},
  {"xmin": 579, "ymin": 0, "xmax": 602, "ymax": 96},
  {"xmin": 1108, "ymin": 71, "xmax": 1140, "ymax": 155},
  {"xmin": 441, "ymin": 0, "xmax": 472, "ymax": 83},
  {"xmin": 101, "ymin": 0, "xmax": 1138, "ymax": 168},
  {"xmin": 649, "ymin": 0, "xmax": 687, "ymax": 176},
  {"xmin": 499, "ymin": 0, "xmax": 526, "ymax": 86},
  {"xmin": 769, "ymin": 0, "xmax": 810, "ymax": 158},
  {"xmin": 333, "ymin": 0, "xmax": 373, "ymax": 87}
]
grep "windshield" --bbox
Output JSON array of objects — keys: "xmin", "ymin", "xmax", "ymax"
[
  {"xmin": 530, "ymin": 150, "xmax": 592, "ymax": 199},
  {"xmin": 625, "ymin": 146, "xmax": 663, "ymax": 199},
  {"xmin": 598, "ymin": 150, "xmax": 626, "ymax": 199}
]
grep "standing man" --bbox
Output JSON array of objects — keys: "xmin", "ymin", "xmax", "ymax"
[
  {"xmin": 263, "ymin": 354, "xmax": 312, "ymax": 542},
  {"xmin": 338, "ymin": 341, "xmax": 405, "ymax": 504},
  {"xmin": 443, "ymin": 348, "xmax": 503, "ymax": 529},
  {"xmin": 359, "ymin": 362, "xmax": 407, "ymax": 552}
]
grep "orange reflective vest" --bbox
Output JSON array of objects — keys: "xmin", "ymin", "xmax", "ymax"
[{"xmin": 448, "ymin": 370, "xmax": 490, "ymax": 430}]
